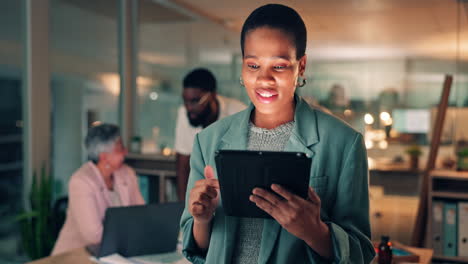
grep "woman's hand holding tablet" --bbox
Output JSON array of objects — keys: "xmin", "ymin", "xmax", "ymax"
[{"xmin": 250, "ymin": 185, "xmax": 331, "ymax": 255}]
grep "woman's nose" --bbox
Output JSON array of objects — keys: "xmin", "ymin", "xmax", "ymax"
[{"xmin": 256, "ymin": 68, "xmax": 275, "ymax": 86}]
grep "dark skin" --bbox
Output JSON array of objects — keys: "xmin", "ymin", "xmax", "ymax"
[
  {"xmin": 188, "ymin": 27, "xmax": 332, "ymax": 259},
  {"xmin": 176, "ymin": 87, "xmax": 219, "ymax": 201},
  {"xmin": 176, "ymin": 153, "xmax": 190, "ymax": 201},
  {"xmin": 183, "ymin": 87, "xmax": 219, "ymax": 128}
]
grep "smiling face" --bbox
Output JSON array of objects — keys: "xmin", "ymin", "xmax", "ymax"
[
  {"xmin": 99, "ymin": 137, "xmax": 127, "ymax": 171},
  {"xmin": 242, "ymin": 27, "xmax": 306, "ymax": 124}
]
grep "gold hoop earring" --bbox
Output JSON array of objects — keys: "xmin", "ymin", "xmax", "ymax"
[
  {"xmin": 239, "ymin": 76, "xmax": 244, "ymax": 87},
  {"xmin": 298, "ymin": 76, "xmax": 307, "ymax": 88}
]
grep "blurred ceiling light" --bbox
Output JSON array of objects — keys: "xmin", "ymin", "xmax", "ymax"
[
  {"xmin": 199, "ymin": 50, "xmax": 232, "ymax": 64},
  {"xmin": 308, "ymin": 46, "xmax": 407, "ymax": 60},
  {"xmin": 139, "ymin": 52, "xmax": 186, "ymax": 66},
  {"xmin": 149, "ymin": 92, "xmax": 159, "ymax": 101},
  {"xmin": 380, "ymin": 112, "xmax": 391, "ymax": 122},
  {"xmin": 137, "ymin": 76, "xmax": 154, "ymax": 87},
  {"xmin": 364, "ymin": 113, "xmax": 374, "ymax": 125},
  {"xmin": 97, "ymin": 73, "xmax": 120, "ymax": 96}
]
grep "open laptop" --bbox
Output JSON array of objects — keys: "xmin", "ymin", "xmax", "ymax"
[{"xmin": 86, "ymin": 202, "xmax": 185, "ymax": 258}]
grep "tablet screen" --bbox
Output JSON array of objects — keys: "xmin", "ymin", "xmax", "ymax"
[{"xmin": 215, "ymin": 150, "xmax": 311, "ymax": 218}]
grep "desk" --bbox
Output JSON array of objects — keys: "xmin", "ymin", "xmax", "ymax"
[
  {"xmin": 371, "ymin": 241, "xmax": 433, "ymax": 264},
  {"xmin": 26, "ymin": 248, "xmax": 190, "ymax": 264},
  {"xmin": 27, "ymin": 248, "xmax": 92, "ymax": 264},
  {"xmin": 392, "ymin": 241, "xmax": 433, "ymax": 264}
]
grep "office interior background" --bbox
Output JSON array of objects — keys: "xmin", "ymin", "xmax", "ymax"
[{"xmin": 1, "ymin": 0, "xmax": 468, "ymax": 263}]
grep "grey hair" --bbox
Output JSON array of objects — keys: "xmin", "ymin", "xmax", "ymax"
[{"xmin": 85, "ymin": 123, "xmax": 121, "ymax": 163}]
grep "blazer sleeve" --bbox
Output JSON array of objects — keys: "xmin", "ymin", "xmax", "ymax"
[
  {"xmin": 67, "ymin": 177, "xmax": 103, "ymax": 245},
  {"xmin": 307, "ymin": 133, "xmax": 376, "ymax": 263},
  {"xmin": 180, "ymin": 134, "xmax": 208, "ymax": 264}
]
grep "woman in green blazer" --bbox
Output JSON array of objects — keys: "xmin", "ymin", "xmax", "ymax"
[{"xmin": 180, "ymin": 4, "xmax": 375, "ymax": 264}]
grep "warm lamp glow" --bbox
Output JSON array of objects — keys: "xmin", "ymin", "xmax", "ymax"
[
  {"xmin": 380, "ymin": 112, "xmax": 391, "ymax": 122},
  {"xmin": 364, "ymin": 113, "xmax": 374, "ymax": 125}
]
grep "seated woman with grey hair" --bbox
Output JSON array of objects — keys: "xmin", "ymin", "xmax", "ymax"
[{"xmin": 51, "ymin": 124, "xmax": 145, "ymax": 255}]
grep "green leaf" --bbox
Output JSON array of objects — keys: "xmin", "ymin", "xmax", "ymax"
[
  {"xmin": 17, "ymin": 162, "xmax": 58, "ymax": 259},
  {"xmin": 14, "ymin": 211, "xmax": 39, "ymax": 222}
]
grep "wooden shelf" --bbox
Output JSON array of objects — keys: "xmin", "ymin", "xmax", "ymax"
[
  {"xmin": 134, "ymin": 168, "xmax": 175, "ymax": 178},
  {"xmin": 126, "ymin": 152, "xmax": 175, "ymax": 161},
  {"xmin": 433, "ymin": 255, "xmax": 468, "ymax": 263},
  {"xmin": 428, "ymin": 170, "xmax": 468, "ymax": 263},
  {"xmin": 369, "ymin": 161, "xmax": 422, "ymax": 173},
  {"xmin": 431, "ymin": 191, "xmax": 468, "ymax": 200},
  {"xmin": 430, "ymin": 169, "xmax": 468, "ymax": 180}
]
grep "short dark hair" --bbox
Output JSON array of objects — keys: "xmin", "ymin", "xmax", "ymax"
[
  {"xmin": 240, "ymin": 4, "xmax": 307, "ymax": 60},
  {"xmin": 183, "ymin": 68, "xmax": 217, "ymax": 92}
]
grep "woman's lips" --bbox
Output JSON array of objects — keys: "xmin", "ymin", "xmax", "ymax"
[{"xmin": 255, "ymin": 88, "xmax": 278, "ymax": 104}]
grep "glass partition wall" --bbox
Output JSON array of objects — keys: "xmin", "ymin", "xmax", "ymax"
[
  {"xmin": 50, "ymin": 0, "xmax": 120, "ymax": 199},
  {"xmin": 135, "ymin": 0, "xmax": 242, "ymax": 153},
  {"xmin": 0, "ymin": 1, "xmax": 23, "ymax": 262}
]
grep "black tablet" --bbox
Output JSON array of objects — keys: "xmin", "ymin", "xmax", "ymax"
[{"xmin": 214, "ymin": 150, "xmax": 311, "ymax": 218}]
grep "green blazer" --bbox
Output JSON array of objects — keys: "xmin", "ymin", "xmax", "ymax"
[{"xmin": 180, "ymin": 96, "xmax": 375, "ymax": 264}]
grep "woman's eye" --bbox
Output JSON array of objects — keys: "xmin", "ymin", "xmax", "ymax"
[
  {"xmin": 274, "ymin": 65, "xmax": 286, "ymax": 70},
  {"xmin": 248, "ymin": 64, "xmax": 259, "ymax": 69}
]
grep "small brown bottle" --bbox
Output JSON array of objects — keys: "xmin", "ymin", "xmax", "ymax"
[{"xmin": 377, "ymin": 235, "xmax": 393, "ymax": 264}]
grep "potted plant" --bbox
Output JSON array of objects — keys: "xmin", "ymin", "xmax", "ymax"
[
  {"xmin": 406, "ymin": 145, "xmax": 422, "ymax": 170},
  {"xmin": 15, "ymin": 165, "xmax": 56, "ymax": 260},
  {"xmin": 130, "ymin": 136, "xmax": 142, "ymax": 153},
  {"xmin": 457, "ymin": 148, "xmax": 468, "ymax": 171}
]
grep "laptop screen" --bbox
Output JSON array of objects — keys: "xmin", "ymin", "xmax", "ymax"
[{"xmin": 96, "ymin": 202, "xmax": 184, "ymax": 257}]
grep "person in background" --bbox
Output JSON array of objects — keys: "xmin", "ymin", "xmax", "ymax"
[
  {"xmin": 51, "ymin": 124, "xmax": 145, "ymax": 255},
  {"xmin": 180, "ymin": 4, "xmax": 375, "ymax": 263},
  {"xmin": 323, "ymin": 83, "xmax": 349, "ymax": 112},
  {"xmin": 175, "ymin": 68, "xmax": 246, "ymax": 201}
]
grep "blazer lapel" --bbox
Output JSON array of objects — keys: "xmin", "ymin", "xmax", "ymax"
[
  {"xmin": 114, "ymin": 168, "xmax": 130, "ymax": 206},
  {"xmin": 88, "ymin": 162, "xmax": 112, "ymax": 206},
  {"xmin": 258, "ymin": 95, "xmax": 320, "ymax": 264},
  {"xmin": 257, "ymin": 218, "xmax": 281, "ymax": 264},
  {"xmin": 218, "ymin": 103, "xmax": 252, "ymax": 150},
  {"xmin": 220, "ymin": 215, "xmax": 239, "ymax": 263},
  {"xmin": 216, "ymin": 106, "xmax": 251, "ymax": 263}
]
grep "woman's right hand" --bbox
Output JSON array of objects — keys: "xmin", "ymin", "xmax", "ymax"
[{"xmin": 188, "ymin": 165, "xmax": 220, "ymax": 224}]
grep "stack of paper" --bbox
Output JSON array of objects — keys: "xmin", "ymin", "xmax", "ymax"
[{"xmin": 90, "ymin": 252, "xmax": 189, "ymax": 264}]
